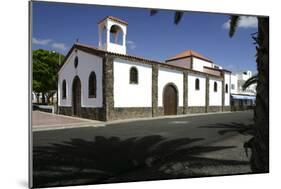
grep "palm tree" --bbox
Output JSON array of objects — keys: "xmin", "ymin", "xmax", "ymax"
[
  {"xmin": 242, "ymin": 74, "xmax": 258, "ymax": 91},
  {"xmin": 229, "ymin": 16, "xmax": 269, "ymax": 173},
  {"xmin": 151, "ymin": 11, "xmax": 269, "ymax": 173}
]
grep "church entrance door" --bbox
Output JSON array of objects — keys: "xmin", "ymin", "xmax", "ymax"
[
  {"xmin": 163, "ymin": 84, "xmax": 178, "ymax": 115},
  {"xmin": 72, "ymin": 76, "xmax": 81, "ymax": 116}
]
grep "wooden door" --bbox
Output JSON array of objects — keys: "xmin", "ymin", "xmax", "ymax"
[
  {"xmin": 163, "ymin": 84, "xmax": 177, "ymax": 115},
  {"xmin": 72, "ymin": 76, "xmax": 81, "ymax": 116}
]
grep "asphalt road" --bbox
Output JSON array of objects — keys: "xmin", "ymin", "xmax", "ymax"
[
  {"xmin": 33, "ymin": 110, "xmax": 254, "ymax": 147},
  {"xmin": 32, "ymin": 110, "xmax": 254, "ymax": 187}
]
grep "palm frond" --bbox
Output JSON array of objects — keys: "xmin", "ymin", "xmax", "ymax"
[
  {"xmin": 242, "ymin": 75, "xmax": 258, "ymax": 91},
  {"xmin": 229, "ymin": 16, "xmax": 240, "ymax": 37},
  {"xmin": 150, "ymin": 10, "xmax": 184, "ymax": 25},
  {"xmin": 174, "ymin": 11, "xmax": 184, "ymax": 25},
  {"xmin": 150, "ymin": 9, "xmax": 158, "ymax": 16}
]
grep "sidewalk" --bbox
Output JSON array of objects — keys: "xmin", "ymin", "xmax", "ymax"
[{"xmin": 32, "ymin": 111, "xmax": 105, "ymax": 132}]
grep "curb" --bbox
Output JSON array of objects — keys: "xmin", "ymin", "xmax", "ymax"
[
  {"xmin": 33, "ymin": 122, "xmax": 106, "ymax": 132},
  {"xmin": 107, "ymin": 111, "xmax": 233, "ymax": 125}
]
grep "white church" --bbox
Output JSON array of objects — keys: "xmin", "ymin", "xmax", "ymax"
[{"xmin": 58, "ymin": 16, "xmax": 232, "ymax": 121}]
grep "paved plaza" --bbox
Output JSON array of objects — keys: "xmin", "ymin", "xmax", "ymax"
[{"xmin": 32, "ymin": 111, "xmax": 104, "ymax": 131}]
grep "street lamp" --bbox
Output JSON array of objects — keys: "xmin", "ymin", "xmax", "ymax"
[
  {"xmin": 51, "ymin": 50, "xmax": 61, "ymax": 65},
  {"xmin": 51, "ymin": 50, "xmax": 61, "ymax": 114}
]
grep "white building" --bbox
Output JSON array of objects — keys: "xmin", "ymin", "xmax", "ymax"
[
  {"xmin": 230, "ymin": 71, "xmax": 256, "ymax": 110},
  {"xmin": 58, "ymin": 16, "xmax": 232, "ymax": 121}
]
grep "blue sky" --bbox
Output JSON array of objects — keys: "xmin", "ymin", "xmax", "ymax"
[{"xmin": 32, "ymin": 1, "xmax": 258, "ymax": 73}]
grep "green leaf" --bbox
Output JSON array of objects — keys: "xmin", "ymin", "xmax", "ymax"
[
  {"xmin": 229, "ymin": 16, "xmax": 240, "ymax": 37},
  {"xmin": 242, "ymin": 74, "xmax": 258, "ymax": 91},
  {"xmin": 150, "ymin": 9, "xmax": 158, "ymax": 16},
  {"xmin": 174, "ymin": 11, "xmax": 184, "ymax": 25}
]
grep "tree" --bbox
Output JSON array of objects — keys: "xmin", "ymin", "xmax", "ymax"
[
  {"xmin": 150, "ymin": 11, "xmax": 269, "ymax": 173},
  {"xmin": 33, "ymin": 49, "xmax": 64, "ymax": 104},
  {"xmin": 229, "ymin": 16, "xmax": 269, "ymax": 173},
  {"xmin": 242, "ymin": 74, "xmax": 258, "ymax": 91}
]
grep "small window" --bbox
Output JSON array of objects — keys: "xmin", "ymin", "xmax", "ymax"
[
  {"xmin": 225, "ymin": 84, "xmax": 228, "ymax": 93},
  {"xmin": 88, "ymin": 72, "xmax": 97, "ymax": 98},
  {"xmin": 214, "ymin": 82, "xmax": 217, "ymax": 92},
  {"xmin": 231, "ymin": 84, "xmax": 235, "ymax": 90},
  {"xmin": 74, "ymin": 56, "xmax": 78, "ymax": 68},
  {"xmin": 195, "ymin": 78, "xmax": 200, "ymax": 90},
  {"xmin": 62, "ymin": 80, "xmax": 66, "ymax": 99},
  {"xmin": 130, "ymin": 67, "xmax": 138, "ymax": 84}
]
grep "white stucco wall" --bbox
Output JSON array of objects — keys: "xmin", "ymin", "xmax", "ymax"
[
  {"xmin": 209, "ymin": 78, "xmax": 222, "ymax": 106},
  {"xmin": 98, "ymin": 19, "xmax": 127, "ymax": 54},
  {"xmin": 158, "ymin": 67, "xmax": 183, "ymax": 107},
  {"xmin": 58, "ymin": 49, "xmax": 103, "ymax": 107},
  {"xmin": 188, "ymin": 74, "xmax": 206, "ymax": 106},
  {"xmin": 230, "ymin": 74, "xmax": 238, "ymax": 94},
  {"xmin": 192, "ymin": 57, "xmax": 213, "ymax": 72},
  {"xmin": 224, "ymin": 73, "xmax": 231, "ymax": 106},
  {"xmin": 113, "ymin": 58, "xmax": 152, "ymax": 107}
]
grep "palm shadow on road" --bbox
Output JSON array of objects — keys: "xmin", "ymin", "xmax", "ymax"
[
  {"xmin": 33, "ymin": 135, "xmax": 250, "ymax": 188},
  {"xmin": 199, "ymin": 122, "xmax": 255, "ymax": 136}
]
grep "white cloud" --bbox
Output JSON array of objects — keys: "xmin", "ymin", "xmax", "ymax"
[
  {"xmin": 222, "ymin": 16, "xmax": 258, "ymax": 29},
  {"xmin": 51, "ymin": 42, "xmax": 67, "ymax": 51},
  {"xmin": 32, "ymin": 37, "xmax": 52, "ymax": 45},
  {"xmin": 126, "ymin": 40, "xmax": 137, "ymax": 50}
]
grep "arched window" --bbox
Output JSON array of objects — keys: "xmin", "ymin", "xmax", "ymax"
[
  {"xmin": 225, "ymin": 84, "xmax": 228, "ymax": 93},
  {"xmin": 88, "ymin": 72, "xmax": 97, "ymax": 98},
  {"xmin": 195, "ymin": 78, "xmax": 200, "ymax": 90},
  {"xmin": 130, "ymin": 67, "xmax": 138, "ymax": 84},
  {"xmin": 62, "ymin": 80, "xmax": 66, "ymax": 99},
  {"xmin": 214, "ymin": 82, "xmax": 218, "ymax": 92}
]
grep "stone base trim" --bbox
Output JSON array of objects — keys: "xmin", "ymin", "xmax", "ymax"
[
  {"xmin": 187, "ymin": 106, "xmax": 206, "ymax": 114},
  {"xmin": 109, "ymin": 107, "xmax": 152, "ymax": 121},
  {"xmin": 59, "ymin": 106, "xmax": 105, "ymax": 121},
  {"xmin": 157, "ymin": 106, "xmax": 184, "ymax": 116},
  {"xmin": 223, "ymin": 106, "xmax": 231, "ymax": 111},
  {"xmin": 58, "ymin": 106, "xmax": 72, "ymax": 116},
  {"xmin": 207, "ymin": 106, "xmax": 223, "ymax": 112},
  {"xmin": 231, "ymin": 105, "xmax": 254, "ymax": 111},
  {"xmin": 59, "ymin": 105, "xmax": 233, "ymax": 121}
]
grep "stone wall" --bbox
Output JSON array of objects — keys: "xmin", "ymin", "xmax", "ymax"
[
  {"xmin": 109, "ymin": 107, "xmax": 153, "ymax": 120},
  {"xmin": 187, "ymin": 106, "xmax": 206, "ymax": 113},
  {"xmin": 223, "ymin": 106, "xmax": 231, "ymax": 112},
  {"xmin": 102, "ymin": 56, "xmax": 114, "ymax": 121},
  {"xmin": 80, "ymin": 107, "xmax": 105, "ymax": 120},
  {"xmin": 183, "ymin": 72, "xmax": 188, "ymax": 113},
  {"xmin": 207, "ymin": 106, "xmax": 223, "ymax": 112},
  {"xmin": 157, "ymin": 106, "xmax": 185, "ymax": 116},
  {"xmin": 231, "ymin": 105, "xmax": 254, "ymax": 111},
  {"xmin": 58, "ymin": 106, "xmax": 105, "ymax": 121},
  {"xmin": 58, "ymin": 106, "xmax": 72, "ymax": 116},
  {"xmin": 152, "ymin": 64, "xmax": 159, "ymax": 116}
]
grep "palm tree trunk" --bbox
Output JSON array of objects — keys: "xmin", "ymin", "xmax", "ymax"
[{"xmin": 250, "ymin": 17, "xmax": 269, "ymax": 172}]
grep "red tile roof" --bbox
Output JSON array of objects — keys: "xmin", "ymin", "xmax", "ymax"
[
  {"xmin": 59, "ymin": 43, "xmax": 224, "ymax": 79},
  {"xmin": 98, "ymin": 16, "xmax": 128, "ymax": 25},
  {"xmin": 73, "ymin": 42, "xmax": 161, "ymax": 64},
  {"xmin": 166, "ymin": 49, "xmax": 213, "ymax": 63}
]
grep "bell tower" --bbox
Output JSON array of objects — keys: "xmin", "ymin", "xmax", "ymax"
[{"xmin": 98, "ymin": 16, "xmax": 128, "ymax": 54}]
